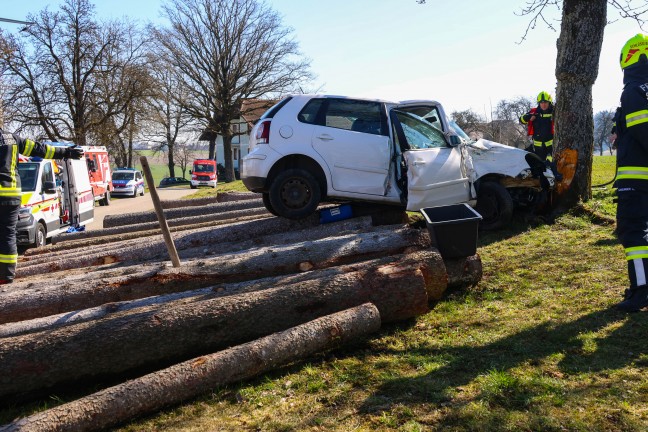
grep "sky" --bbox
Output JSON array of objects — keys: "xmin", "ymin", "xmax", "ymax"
[{"xmin": 1, "ymin": 0, "xmax": 644, "ymax": 115}]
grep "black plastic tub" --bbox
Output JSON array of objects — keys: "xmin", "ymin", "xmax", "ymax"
[{"xmin": 420, "ymin": 203, "xmax": 482, "ymax": 258}]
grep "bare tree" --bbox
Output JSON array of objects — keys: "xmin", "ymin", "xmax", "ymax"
[
  {"xmin": 155, "ymin": 0, "xmax": 312, "ymax": 182},
  {"xmin": 495, "ymin": 96, "xmax": 535, "ymax": 148},
  {"xmin": 451, "ymin": 109, "xmax": 484, "ymax": 138},
  {"xmin": 594, "ymin": 109, "xmax": 616, "ymax": 155},
  {"xmin": 0, "ymin": 0, "xmax": 150, "ymax": 148}
]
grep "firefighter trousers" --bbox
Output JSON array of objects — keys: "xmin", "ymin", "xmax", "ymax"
[
  {"xmin": 616, "ymin": 188, "xmax": 648, "ymax": 289},
  {"xmin": 0, "ymin": 201, "xmax": 19, "ymax": 283}
]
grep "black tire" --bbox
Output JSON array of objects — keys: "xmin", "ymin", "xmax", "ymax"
[
  {"xmin": 262, "ymin": 192, "xmax": 279, "ymax": 216},
  {"xmin": 268, "ymin": 168, "xmax": 321, "ymax": 220},
  {"xmin": 102, "ymin": 191, "xmax": 111, "ymax": 206},
  {"xmin": 190, "ymin": 184, "xmax": 197, "ymax": 189},
  {"xmin": 32, "ymin": 222, "xmax": 47, "ymax": 248},
  {"xmin": 476, "ymin": 181, "xmax": 514, "ymax": 231},
  {"xmin": 140, "ymin": 186, "xmax": 145, "ymax": 196}
]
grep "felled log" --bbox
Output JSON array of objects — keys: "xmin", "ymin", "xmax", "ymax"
[
  {"xmin": 0, "ymin": 259, "xmax": 429, "ymax": 399},
  {"xmin": 4, "ymin": 224, "xmax": 426, "ymax": 324},
  {"xmin": 16, "ymin": 214, "xmax": 324, "ymax": 276},
  {"xmin": 0, "ymin": 303, "xmax": 380, "ymax": 432},
  {"xmin": 102, "ymin": 198, "xmax": 263, "ymax": 228},
  {"xmin": 1, "ymin": 249, "xmax": 444, "ymax": 338}
]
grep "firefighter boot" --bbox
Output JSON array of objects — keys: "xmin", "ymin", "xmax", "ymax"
[{"xmin": 616, "ymin": 285, "xmax": 648, "ymax": 312}]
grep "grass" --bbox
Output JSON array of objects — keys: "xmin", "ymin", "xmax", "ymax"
[{"xmin": 5, "ymin": 156, "xmax": 648, "ymax": 431}]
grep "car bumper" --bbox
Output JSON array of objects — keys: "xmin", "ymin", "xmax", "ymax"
[
  {"xmin": 111, "ymin": 187, "xmax": 136, "ymax": 196},
  {"xmin": 242, "ymin": 176, "xmax": 267, "ymax": 192},
  {"xmin": 191, "ymin": 180, "xmax": 217, "ymax": 187}
]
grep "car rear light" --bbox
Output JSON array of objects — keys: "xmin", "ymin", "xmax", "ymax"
[{"xmin": 256, "ymin": 120, "xmax": 271, "ymax": 144}]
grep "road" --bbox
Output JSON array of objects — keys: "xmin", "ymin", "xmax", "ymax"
[{"xmin": 84, "ymin": 187, "xmax": 197, "ymax": 231}]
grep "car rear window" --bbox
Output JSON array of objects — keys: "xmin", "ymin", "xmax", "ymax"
[{"xmin": 298, "ymin": 99, "xmax": 324, "ymax": 124}]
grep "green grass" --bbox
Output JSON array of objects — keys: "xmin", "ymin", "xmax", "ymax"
[{"xmin": 5, "ymin": 156, "xmax": 648, "ymax": 431}]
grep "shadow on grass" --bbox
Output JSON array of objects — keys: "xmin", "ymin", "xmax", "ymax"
[{"xmin": 359, "ymin": 307, "xmax": 648, "ymax": 412}]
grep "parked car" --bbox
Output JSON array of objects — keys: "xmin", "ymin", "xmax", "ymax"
[
  {"xmin": 111, "ymin": 168, "xmax": 145, "ymax": 198},
  {"xmin": 159, "ymin": 176, "xmax": 191, "ymax": 188},
  {"xmin": 241, "ymin": 95, "xmax": 555, "ymax": 229}
]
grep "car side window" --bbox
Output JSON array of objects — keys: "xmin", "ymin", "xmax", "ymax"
[
  {"xmin": 323, "ymin": 99, "xmax": 385, "ymax": 136},
  {"xmin": 393, "ymin": 110, "xmax": 448, "ymax": 150},
  {"xmin": 298, "ymin": 99, "xmax": 325, "ymax": 124}
]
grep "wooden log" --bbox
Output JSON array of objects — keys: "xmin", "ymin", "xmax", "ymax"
[
  {"xmin": 0, "ymin": 260, "xmax": 428, "ymax": 400},
  {"xmin": 102, "ymin": 198, "xmax": 263, "ymax": 228},
  {"xmin": 4, "ymin": 224, "xmax": 426, "ymax": 324},
  {"xmin": 444, "ymin": 254, "xmax": 482, "ymax": 289},
  {"xmin": 1, "ymin": 249, "xmax": 445, "ymax": 338},
  {"xmin": 16, "ymin": 214, "xmax": 323, "ymax": 277},
  {"xmin": 0, "ymin": 304, "xmax": 381, "ymax": 432}
]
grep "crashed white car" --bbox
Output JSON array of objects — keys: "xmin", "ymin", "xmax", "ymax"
[{"xmin": 241, "ymin": 95, "xmax": 554, "ymax": 229}]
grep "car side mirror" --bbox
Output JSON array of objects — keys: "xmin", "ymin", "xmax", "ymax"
[
  {"xmin": 42, "ymin": 181, "xmax": 57, "ymax": 194},
  {"xmin": 448, "ymin": 135, "xmax": 462, "ymax": 147}
]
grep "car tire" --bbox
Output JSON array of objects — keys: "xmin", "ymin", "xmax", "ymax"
[
  {"xmin": 268, "ymin": 168, "xmax": 321, "ymax": 220},
  {"xmin": 190, "ymin": 184, "xmax": 197, "ymax": 189},
  {"xmin": 476, "ymin": 181, "xmax": 514, "ymax": 231},
  {"xmin": 262, "ymin": 192, "xmax": 279, "ymax": 216},
  {"xmin": 140, "ymin": 186, "xmax": 145, "ymax": 196},
  {"xmin": 102, "ymin": 191, "xmax": 110, "ymax": 206},
  {"xmin": 32, "ymin": 222, "xmax": 47, "ymax": 248}
]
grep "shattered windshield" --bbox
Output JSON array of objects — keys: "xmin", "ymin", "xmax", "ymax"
[{"xmin": 447, "ymin": 119, "xmax": 472, "ymax": 142}]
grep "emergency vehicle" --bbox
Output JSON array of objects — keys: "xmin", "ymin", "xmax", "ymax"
[
  {"xmin": 190, "ymin": 159, "xmax": 218, "ymax": 188},
  {"xmin": 83, "ymin": 145, "xmax": 113, "ymax": 206},
  {"xmin": 16, "ymin": 145, "xmax": 95, "ymax": 248}
]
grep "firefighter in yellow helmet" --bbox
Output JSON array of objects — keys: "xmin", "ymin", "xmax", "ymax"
[
  {"xmin": 520, "ymin": 91, "xmax": 555, "ymax": 162},
  {"xmin": 614, "ymin": 34, "xmax": 648, "ymax": 312},
  {"xmin": 0, "ymin": 131, "xmax": 84, "ymax": 284}
]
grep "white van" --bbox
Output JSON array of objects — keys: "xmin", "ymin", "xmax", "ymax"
[{"xmin": 16, "ymin": 151, "xmax": 95, "ymax": 248}]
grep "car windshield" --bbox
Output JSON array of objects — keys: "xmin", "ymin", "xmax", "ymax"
[
  {"xmin": 393, "ymin": 110, "xmax": 448, "ymax": 149},
  {"xmin": 447, "ymin": 119, "xmax": 472, "ymax": 142},
  {"xmin": 113, "ymin": 172, "xmax": 135, "ymax": 180},
  {"xmin": 18, "ymin": 163, "xmax": 39, "ymax": 192},
  {"xmin": 194, "ymin": 164, "xmax": 214, "ymax": 173}
]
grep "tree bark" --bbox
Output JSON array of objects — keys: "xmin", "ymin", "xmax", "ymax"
[
  {"xmin": 553, "ymin": 0, "xmax": 607, "ymax": 209},
  {"xmin": 1, "ymin": 250, "xmax": 448, "ymax": 338},
  {"xmin": 0, "ymin": 304, "xmax": 381, "ymax": 432},
  {"xmin": 0, "ymin": 260, "xmax": 429, "ymax": 400},
  {"xmin": 4, "ymin": 224, "xmax": 425, "ymax": 323}
]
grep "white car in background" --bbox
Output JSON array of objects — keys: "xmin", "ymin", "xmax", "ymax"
[{"xmin": 241, "ymin": 95, "xmax": 554, "ymax": 229}]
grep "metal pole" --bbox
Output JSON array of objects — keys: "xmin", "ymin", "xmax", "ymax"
[{"xmin": 140, "ymin": 156, "xmax": 181, "ymax": 267}]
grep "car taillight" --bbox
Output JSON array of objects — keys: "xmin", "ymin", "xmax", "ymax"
[{"xmin": 256, "ymin": 120, "xmax": 271, "ymax": 144}]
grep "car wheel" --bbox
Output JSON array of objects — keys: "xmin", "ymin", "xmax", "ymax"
[
  {"xmin": 140, "ymin": 186, "xmax": 145, "ymax": 196},
  {"xmin": 190, "ymin": 184, "xmax": 197, "ymax": 189},
  {"xmin": 102, "ymin": 191, "xmax": 111, "ymax": 206},
  {"xmin": 262, "ymin": 192, "xmax": 279, "ymax": 216},
  {"xmin": 32, "ymin": 222, "xmax": 47, "ymax": 248},
  {"xmin": 268, "ymin": 168, "xmax": 321, "ymax": 220},
  {"xmin": 476, "ymin": 181, "xmax": 514, "ymax": 231}
]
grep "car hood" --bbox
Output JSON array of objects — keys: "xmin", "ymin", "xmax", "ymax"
[{"xmin": 464, "ymin": 139, "xmax": 533, "ymax": 180}]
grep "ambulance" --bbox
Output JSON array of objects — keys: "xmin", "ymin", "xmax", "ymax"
[
  {"xmin": 83, "ymin": 145, "xmax": 113, "ymax": 206},
  {"xmin": 16, "ymin": 144, "xmax": 95, "ymax": 248}
]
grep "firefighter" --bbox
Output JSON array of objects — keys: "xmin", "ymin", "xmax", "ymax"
[
  {"xmin": 520, "ymin": 91, "xmax": 555, "ymax": 162},
  {"xmin": 614, "ymin": 33, "xmax": 648, "ymax": 312},
  {"xmin": 0, "ymin": 131, "xmax": 84, "ymax": 284}
]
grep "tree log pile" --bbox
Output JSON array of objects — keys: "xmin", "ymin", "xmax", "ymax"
[{"xmin": 1, "ymin": 193, "xmax": 483, "ymax": 430}]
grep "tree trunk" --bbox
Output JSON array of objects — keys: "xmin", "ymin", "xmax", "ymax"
[
  {"xmin": 6, "ymin": 225, "xmax": 428, "ymax": 323},
  {"xmin": 0, "ymin": 260, "xmax": 430, "ymax": 400},
  {"xmin": 222, "ymin": 131, "xmax": 235, "ymax": 182},
  {"xmin": 0, "ymin": 304, "xmax": 381, "ymax": 432},
  {"xmin": 553, "ymin": 0, "xmax": 606, "ymax": 209},
  {"xmin": 208, "ymin": 136, "xmax": 216, "ymax": 160}
]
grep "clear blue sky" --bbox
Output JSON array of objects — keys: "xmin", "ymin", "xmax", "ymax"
[{"xmin": 1, "ymin": 0, "xmax": 642, "ymax": 114}]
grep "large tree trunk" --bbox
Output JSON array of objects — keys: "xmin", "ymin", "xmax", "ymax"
[
  {"xmin": 0, "ymin": 304, "xmax": 381, "ymax": 432},
  {"xmin": 0, "ymin": 258, "xmax": 430, "ymax": 400},
  {"xmin": 222, "ymin": 131, "xmax": 235, "ymax": 182},
  {"xmin": 553, "ymin": 0, "xmax": 607, "ymax": 209},
  {"xmin": 4, "ymin": 225, "xmax": 428, "ymax": 323}
]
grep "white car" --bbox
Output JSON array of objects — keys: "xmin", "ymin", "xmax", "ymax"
[
  {"xmin": 111, "ymin": 168, "xmax": 145, "ymax": 198},
  {"xmin": 241, "ymin": 95, "xmax": 554, "ymax": 229}
]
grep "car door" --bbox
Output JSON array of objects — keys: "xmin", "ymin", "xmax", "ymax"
[
  {"xmin": 390, "ymin": 109, "xmax": 471, "ymax": 211},
  {"xmin": 310, "ymin": 98, "xmax": 391, "ymax": 196}
]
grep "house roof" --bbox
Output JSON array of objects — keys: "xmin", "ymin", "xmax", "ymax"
[{"xmin": 198, "ymin": 99, "xmax": 278, "ymax": 141}]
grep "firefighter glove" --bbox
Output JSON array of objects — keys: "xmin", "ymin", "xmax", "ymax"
[{"xmin": 65, "ymin": 146, "xmax": 84, "ymax": 159}]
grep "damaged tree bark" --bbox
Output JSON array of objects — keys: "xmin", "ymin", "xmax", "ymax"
[
  {"xmin": 0, "ymin": 258, "xmax": 429, "ymax": 400},
  {"xmin": 0, "ymin": 304, "xmax": 381, "ymax": 432}
]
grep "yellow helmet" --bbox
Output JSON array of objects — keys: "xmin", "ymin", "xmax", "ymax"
[
  {"xmin": 620, "ymin": 33, "xmax": 648, "ymax": 70},
  {"xmin": 537, "ymin": 91, "xmax": 552, "ymax": 103}
]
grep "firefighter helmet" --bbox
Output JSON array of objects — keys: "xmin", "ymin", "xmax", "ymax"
[
  {"xmin": 620, "ymin": 33, "xmax": 648, "ymax": 70},
  {"xmin": 537, "ymin": 91, "xmax": 552, "ymax": 103}
]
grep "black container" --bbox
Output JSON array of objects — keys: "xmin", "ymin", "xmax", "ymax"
[{"xmin": 420, "ymin": 203, "xmax": 482, "ymax": 258}]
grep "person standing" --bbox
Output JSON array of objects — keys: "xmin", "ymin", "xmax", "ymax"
[
  {"xmin": 614, "ymin": 34, "xmax": 648, "ymax": 312},
  {"xmin": 520, "ymin": 91, "xmax": 555, "ymax": 162},
  {"xmin": 0, "ymin": 131, "xmax": 83, "ymax": 284}
]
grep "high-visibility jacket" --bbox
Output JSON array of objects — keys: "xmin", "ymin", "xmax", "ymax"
[
  {"xmin": 0, "ymin": 132, "xmax": 68, "ymax": 204},
  {"xmin": 520, "ymin": 105, "xmax": 554, "ymax": 143},
  {"xmin": 614, "ymin": 81, "xmax": 648, "ymax": 191}
]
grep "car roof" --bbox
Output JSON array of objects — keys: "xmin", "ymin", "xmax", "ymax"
[{"xmin": 286, "ymin": 94, "xmax": 396, "ymax": 104}]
